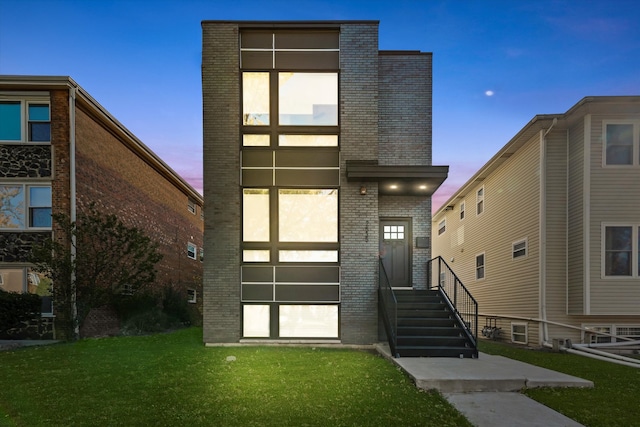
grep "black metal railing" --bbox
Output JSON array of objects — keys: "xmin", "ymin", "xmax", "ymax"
[
  {"xmin": 378, "ymin": 259, "xmax": 398, "ymax": 357},
  {"xmin": 427, "ymin": 256, "xmax": 478, "ymax": 350}
]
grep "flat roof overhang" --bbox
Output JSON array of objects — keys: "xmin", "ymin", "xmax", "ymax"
[{"xmin": 346, "ymin": 162, "xmax": 448, "ymax": 196}]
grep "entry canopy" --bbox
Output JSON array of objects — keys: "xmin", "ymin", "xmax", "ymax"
[{"xmin": 346, "ymin": 161, "xmax": 448, "ymax": 196}]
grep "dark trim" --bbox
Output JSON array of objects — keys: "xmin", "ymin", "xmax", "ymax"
[{"xmin": 346, "ymin": 161, "xmax": 448, "ymax": 196}]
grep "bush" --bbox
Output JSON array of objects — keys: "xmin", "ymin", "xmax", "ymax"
[
  {"xmin": 111, "ymin": 290, "xmax": 160, "ymax": 322},
  {"xmin": 120, "ymin": 308, "xmax": 183, "ymax": 336},
  {"xmin": 0, "ymin": 289, "xmax": 41, "ymax": 337},
  {"xmin": 161, "ymin": 284, "xmax": 191, "ymax": 326}
]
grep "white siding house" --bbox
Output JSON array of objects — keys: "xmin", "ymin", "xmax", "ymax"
[{"xmin": 433, "ymin": 96, "xmax": 640, "ymax": 346}]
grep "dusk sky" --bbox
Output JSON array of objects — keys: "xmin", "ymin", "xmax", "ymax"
[{"xmin": 2, "ymin": 0, "xmax": 639, "ymax": 210}]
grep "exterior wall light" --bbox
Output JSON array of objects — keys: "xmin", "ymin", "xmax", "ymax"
[{"xmin": 360, "ymin": 186, "xmax": 367, "ymax": 195}]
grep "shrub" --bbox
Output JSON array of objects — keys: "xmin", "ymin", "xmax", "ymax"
[{"xmin": 0, "ymin": 289, "xmax": 41, "ymax": 338}]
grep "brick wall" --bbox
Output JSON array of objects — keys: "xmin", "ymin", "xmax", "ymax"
[
  {"xmin": 339, "ymin": 22, "xmax": 381, "ymax": 345},
  {"xmin": 378, "ymin": 53, "xmax": 434, "ymax": 289},
  {"xmin": 73, "ymin": 106, "xmax": 203, "ymax": 306},
  {"xmin": 379, "ymin": 52, "xmax": 433, "ymax": 165},
  {"xmin": 202, "ymin": 22, "xmax": 242, "ymax": 343}
]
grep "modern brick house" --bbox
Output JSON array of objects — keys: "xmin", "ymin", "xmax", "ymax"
[
  {"xmin": 202, "ymin": 20, "xmax": 450, "ymax": 348},
  {"xmin": 432, "ymin": 96, "xmax": 640, "ymax": 348},
  {"xmin": 0, "ymin": 76, "xmax": 204, "ymax": 338}
]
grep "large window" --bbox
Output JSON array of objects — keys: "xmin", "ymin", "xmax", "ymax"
[
  {"xmin": 279, "ymin": 73, "xmax": 337, "ymax": 126},
  {"xmin": 278, "ymin": 189, "xmax": 337, "ymax": 242},
  {"xmin": 0, "ymin": 100, "xmax": 50, "ymax": 143},
  {"xmin": 240, "ymin": 29, "xmax": 340, "ymax": 340},
  {"xmin": 603, "ymin": 225, "xmax": 640, "ymax": 277},
  {"xmin": 604, "ymin": 122, "xmax": 638, "ymax": 166},
  {"xmin": 0, "ymin": 184, "xmax": 51, "ymax": 229}
]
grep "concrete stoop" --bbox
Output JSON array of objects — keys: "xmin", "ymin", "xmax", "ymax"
[{"xmin": 375, "ymin": 344, "xmax": 592, "ymax": 426}]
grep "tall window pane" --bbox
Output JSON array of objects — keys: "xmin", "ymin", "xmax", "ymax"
[
  {"xmin": 0, "ymin": 101, "xmax": 21, "ymax": 141},
  {"xmin": 279, "ymin": 73, "xmax": 338, "ymax": 126},
  {"xmin": 279, "ymin": 189, "xmax": 337, "ymax": 242},
  {"xmin": 243, "ymin": 189, "xmax": 270, "ymax": 241},
  {"xmin": 605, "ymin": 226, "xmax": 632, "ymax": 276},
  {"xmin": 605, "ymin": 124, "xmax": 633, "ymax": 165},
  {"xmin": 243, "ymin": 72, "xmax": 270, "ymax": 125},
  {"xmin": 0, "ymin": 185, "xmax": 25, "ymax": 229}
]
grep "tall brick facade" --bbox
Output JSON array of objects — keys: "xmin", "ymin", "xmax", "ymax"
[
  {"xmin": 201, "ymin": 21, "xmax": 446, "ymax": 346},
  {"xmin": 0, "ymin": 76, "xmax": 204, "ymax": 337}
]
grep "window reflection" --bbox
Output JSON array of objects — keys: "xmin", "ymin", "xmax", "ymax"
[
  {"xmin": 243, "ymin": 72, "xmax": 270, "ymax": 125},
  {"xmin": 243, "ymin": 189, "xmax": 270, "ymax": 241},
  {"xmin": 279, "ymin": 73, "xmax": 338, "ymax": 126},
  {"xmin": 278, "ymin": 189, "xmax": 337, "ymax": 242}
]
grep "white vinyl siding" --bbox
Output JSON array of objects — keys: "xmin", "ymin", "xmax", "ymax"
[{"xmin": 589, "ymin": 116, "xmax": 640, "ymax": 315}]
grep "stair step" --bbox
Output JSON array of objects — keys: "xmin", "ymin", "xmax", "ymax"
[
  {"xmin": 398, "ymin": 318, "xmax": 457, "ymax": 328},
  {"xmin": 397, "ymin": 310, "xmax": 451, "ymax": 319},
  {"xmin": 397, "ymin": 302, "xmax": 446, "ymax": 310},
  {"xmin": 398, "ymin": 326, "xmax": 462, "ymax": 336},
  {"xmin": 397, "ymin": 336, "xmax": 469, "ymax": 347}
]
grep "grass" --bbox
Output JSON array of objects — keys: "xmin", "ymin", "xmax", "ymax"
[
  {"xmin": 0, "ymin": 328, "xmax": 471, "ymax": 427},
  {"xmin": 479, "ymin": 339, "xmax": 640, "ymax": 427}
]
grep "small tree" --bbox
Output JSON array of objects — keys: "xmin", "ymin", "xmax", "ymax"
[{"xmin": 31, "ymin": 204, "xmax": 163, "ymax": 340}]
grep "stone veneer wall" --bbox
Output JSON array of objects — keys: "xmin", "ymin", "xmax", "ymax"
[
  {"xmin": 0, "ymin": 145, "xmax": 52, "ymax": 178},
  {"xmin": 0, "ymin": 232, "xmax": 50, "ymax": 262},
  {"xmin": 202, "ymin": 22, "xmax": 242, "ymax": 343}
]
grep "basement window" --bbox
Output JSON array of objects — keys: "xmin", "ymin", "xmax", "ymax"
[{"xmin": 511, "ymin": 323, "xmax": 527, "ymax": 344}]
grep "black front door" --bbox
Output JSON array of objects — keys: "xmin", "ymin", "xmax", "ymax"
[{"xmin": 380, "ymin": 219, "xmax": 411, "ymax": 287}]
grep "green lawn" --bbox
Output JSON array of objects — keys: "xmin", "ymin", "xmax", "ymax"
[
  {"xmin": 0, "ymin": 328, "xmax": 470, "ymax": 427},
  {"xmin": 479, "ymin": 340, "xmax": 640, "ymax": 427}
]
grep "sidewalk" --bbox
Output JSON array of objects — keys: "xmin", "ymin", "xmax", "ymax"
[{"xmin": 375, "ymin": 344, "xmax": 592, "ymax": 427}]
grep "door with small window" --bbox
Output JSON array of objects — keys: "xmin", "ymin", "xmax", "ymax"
[{"xmin": 380, "ymin": 219, "xmax": 411, "ymax": 287}]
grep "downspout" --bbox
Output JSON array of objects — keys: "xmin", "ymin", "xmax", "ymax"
[
  {"xmin": 69, "ymin": 86, "xmax": 79, "ymax": 339},
  {"xmin": 539, "ymin": 118, "xmax": 557, "ymax": 345}
]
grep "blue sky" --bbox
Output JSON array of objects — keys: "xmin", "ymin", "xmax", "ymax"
[{"xmin": 2, "ymin": 0, "xmax": 639, "ymax": 210}]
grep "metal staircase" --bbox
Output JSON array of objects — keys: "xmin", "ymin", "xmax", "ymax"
[{"xmin": 379, "ymin": 257, "xmax": 478, "ymax": 358}]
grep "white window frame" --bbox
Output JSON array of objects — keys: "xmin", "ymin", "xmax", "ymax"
[
  {"xmin": 187, "ymin": 289, "xmax": 197, "ymax": 304},
  {"xmin": 438, "ymin": 218, "xmax": 446, "ymax": 235},
  {"xmin": 475, "ymin": 252, "xmax": 485, "ymax": 281},
  {"xmin": 602, "ymin": 120, "xmax": 640, "ymax": 167},
  {"xmin": 187, "ymin": 242, "xmax": 197, "ymax": 260},
  {"xmin": 0, "ymin": 183, "xmax": 52, "ymax": 230},
  {"xmin": 601, "ymin": 223, "xmax": 639, "ymax": 278},
  {"xmin": 460, "ymin": 201, "xmax": 465, "ymax": 220},
  {"xmin": 511, "ymin": 322, "xmax": 528, "ymax": 344},
  {"xmin": 476, "ymin": 186, "xmax": 484, "ymax": 216},
  {"xmin": 0, "ymin": 98, "xmax": 51, "ymax": 144},
  {"xmin": 512, "ymin": 238, "xmax": 528, "ymax": 260}
]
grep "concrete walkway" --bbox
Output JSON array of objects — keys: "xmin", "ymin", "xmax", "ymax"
[{"xmin": 375, "ymin": 345, "xmax": 592, "ymax": 427}]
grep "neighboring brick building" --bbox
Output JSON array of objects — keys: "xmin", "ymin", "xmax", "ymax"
[
  {"xmin": 202, "ymin": 21, "xmax": 447, "ymax": 345},
  {"xmin": 0, "ymin": 76, "xmax": 204, "ymax": 338}
]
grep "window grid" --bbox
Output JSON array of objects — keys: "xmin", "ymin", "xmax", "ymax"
[{"xmin": 0, "ymin": 99, "xmax": 50, "ymax": 143}]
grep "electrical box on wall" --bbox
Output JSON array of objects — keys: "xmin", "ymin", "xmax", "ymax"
[{"xmin": 416, "ymin": 237, "xmax": 430, "ymax": 248}]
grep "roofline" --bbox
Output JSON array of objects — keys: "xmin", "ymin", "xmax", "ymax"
[
  {"xmin": 433, "ymin": 95, "xmax": 640, "ymax": 220},
  {"xmin": 0, "ymin": 75, "xmax": 203, "ymax": 205},
  {"xmin": 201, "ymin": 20, "xmax": 379, "ymax": 28}
]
